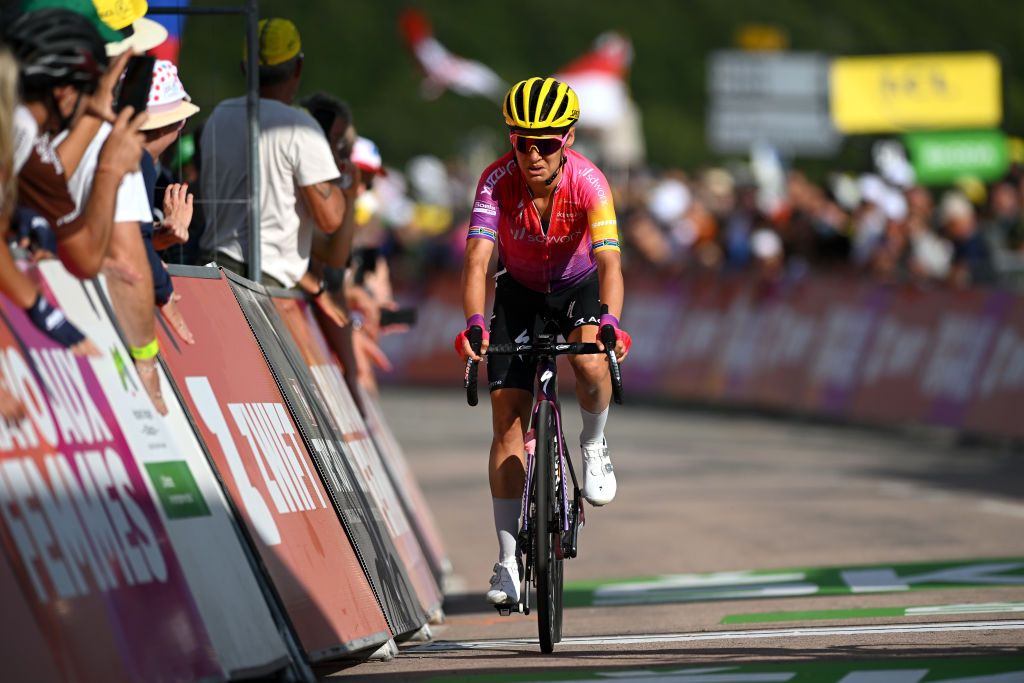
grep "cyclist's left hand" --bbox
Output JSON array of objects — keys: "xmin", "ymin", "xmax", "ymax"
[{"xmin": 596, "ymin": 314, "xmax": 631, "ymax": 363}]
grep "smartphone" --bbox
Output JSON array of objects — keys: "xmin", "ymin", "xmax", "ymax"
[
  {"xmin": 380, "ymin": 307, "xmax": 417, "ymax": 327},
  {"xmin": 115, "ymin": 55, "xmax": 155, "ymax": 115}
]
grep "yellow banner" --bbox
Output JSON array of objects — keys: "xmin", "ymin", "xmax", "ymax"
[{"xmin": 830, "ymin": 52, "xmax": 1001, "ymax": 133}]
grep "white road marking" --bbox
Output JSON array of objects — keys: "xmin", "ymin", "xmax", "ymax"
[
  {"xmin": 978, "ymin": 499, "xmax": 1024, "ymax": 519},
  {"xmin": 410, "ymin": 619, "xmax": 1024, "ymax": 651}
]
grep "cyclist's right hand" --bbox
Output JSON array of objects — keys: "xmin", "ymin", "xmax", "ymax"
[
  {"xmin": 98, "ymin": 106, "xmax": 148, "ymax": 178},
  {"xmin": 454, "ymin": 314, "xmax": 489, "ymax": 362}
]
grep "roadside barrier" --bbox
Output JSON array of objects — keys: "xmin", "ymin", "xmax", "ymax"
[
  {"xmin": 0, "ymin": 258, "xmax": 448, "ymax": 679},
  {"xmin": 159, "ymin": 267, "xmax": 394, "ymax": 660},
  {"xmin": 379, "ymin": 272, "xmax": 1024, "ymax": 440},
  {"xmin": 270, "ymin": 292, "xmax": 444, "ymax": 621},
  {"xmin": 0, "ymin": 264, "xmax": 221, "ymax": 682}
]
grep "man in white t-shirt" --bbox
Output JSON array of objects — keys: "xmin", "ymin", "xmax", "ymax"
[{"xmin": 199, "ymin": 17, "xmax": 345, "ymax": 289}]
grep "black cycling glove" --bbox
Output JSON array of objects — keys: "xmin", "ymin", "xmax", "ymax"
[{"xmin": 25, "ymin": 293, "xmax": 86, "ymax": 348}]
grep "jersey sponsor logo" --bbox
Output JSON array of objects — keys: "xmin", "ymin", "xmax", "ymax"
[
  {"xmin": 579, "ymin": 167, "xmax": 609, "ymax": 205},
  {"xmin": 574, "ymin": 316, "xmax": 600, "ymax": 326},
  {"xmin": 472, "ymin": 201, "xmax": 497, "ymax": 216},
  {"xmin": 510, "ymin": 227, "xmax": 583, "ymax": 245},
  {"xmin": 481, "ymin": 166, "xmax": 506, "ymax": 196},
  {"xmin": 555, "ymin": 210, "xmax": 579, "ymax": 221},
  {"xmin": 514, "ymin": 329, "xmax": 530, "ymax": 344}
]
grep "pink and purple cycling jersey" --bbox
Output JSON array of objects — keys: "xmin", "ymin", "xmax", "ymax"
[{"xmin": 468, "ymin": 149, "xmax": 620, "ymax": 293}]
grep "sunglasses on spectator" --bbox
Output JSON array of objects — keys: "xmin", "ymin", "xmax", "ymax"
[{"xmin": 510, "ymin": 131, "xmax": 569, "ymax": 156}]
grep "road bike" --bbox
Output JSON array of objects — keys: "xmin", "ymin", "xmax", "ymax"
[{"xmin": 464, "ymin": 311, "xmax": 623, "ymax": 653}]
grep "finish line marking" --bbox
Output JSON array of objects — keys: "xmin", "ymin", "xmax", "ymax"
[
  {"xmin": 410, "ymin": 619, "xmax": 1024, "ymax": 651},
  {"xmin": 722, "ymin": 601, "xmax": 1024, "ymax": 624}
]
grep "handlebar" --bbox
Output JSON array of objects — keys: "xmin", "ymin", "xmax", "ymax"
[
  {"xmin": 464, "ymin": 330, "xmax": 624, "ymax": 406},
  {"xmin": 464, "ymin": 326, "xmax": 483, "ymax": 406},
  {"xmin": 601, "ymin": 324, "xmax": 624, "ymax": 405}
]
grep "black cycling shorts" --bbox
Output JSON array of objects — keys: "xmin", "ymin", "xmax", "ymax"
[{"xmin": 487, "ymin": 270, "xmax": 602, "ymax": 393}]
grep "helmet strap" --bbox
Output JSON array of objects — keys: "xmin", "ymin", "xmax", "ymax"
[{"xmin": 543, "ymin": 154, "xmax": 567, "ymax": 187}]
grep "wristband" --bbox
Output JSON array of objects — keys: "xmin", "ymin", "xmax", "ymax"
[
  {"xmin": 600, "ymin": 313, "xmax": 620, "ymax": 329},
  {"xmin": 25, "ymin": 293, "xmax": 86, "ymax": 348},
  {"xmin": 466, "ymin": 313, "xmax": 486, "ymax": 329},
  {"xmin": 129, "ymin": 338, "xmax": 160, "ymax": 361}
]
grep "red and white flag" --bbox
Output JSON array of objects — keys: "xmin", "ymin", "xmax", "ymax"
[
  {"xmin": 555, "ymin": 32, "xmax": 633, "ymax": 130},
  {"xmin": 399, "ymin": 9, "xmax": 506, "ymax": 101}
]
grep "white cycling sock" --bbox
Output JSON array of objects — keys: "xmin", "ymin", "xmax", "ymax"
[
  {"xmin": 492, "ymin": 497, "xmax": 521, "ymax": 565},
  {"xmin": 579, "ymin": 405, "xmax": 609, "ymax": 447}
]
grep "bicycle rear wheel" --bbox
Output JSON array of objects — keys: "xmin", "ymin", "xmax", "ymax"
[{"xmin": 534, "ymin": 401, "xmax": 564, "ymax": 653}]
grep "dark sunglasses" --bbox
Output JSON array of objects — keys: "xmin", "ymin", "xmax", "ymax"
[{"xmin": 510, "ymin": 131, "xmax": 568, "ymax": 156}]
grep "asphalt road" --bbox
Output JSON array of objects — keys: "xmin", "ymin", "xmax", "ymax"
[{"xmin": 319, "ymin": 388, "xmax": 1024, "ymax": 681}]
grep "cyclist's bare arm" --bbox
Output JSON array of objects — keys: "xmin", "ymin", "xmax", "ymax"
[
  {"xmin": 461, "ymin": 236, "xmax": 494, "ymax": 360},
  {"xmin": 595, "ymin": 249, "xmax": 628, "ymax": 361}
]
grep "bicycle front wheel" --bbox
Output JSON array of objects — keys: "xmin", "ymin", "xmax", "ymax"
[{"xmin": 534, "ymin": 400, "xmax": 564, "ymax": 653}]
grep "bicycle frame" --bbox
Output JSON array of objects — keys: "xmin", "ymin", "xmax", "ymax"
[{"xmin": 522, "ymin": 351, "xmax": 581, "ymax": 541}]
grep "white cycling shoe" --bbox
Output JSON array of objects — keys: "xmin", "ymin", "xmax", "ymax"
[
  {"xmin": 581, "ymin": 439, "xmax": 616, "ymax": 506},
  {"xmin": 486, "ymin": 561, "xmax": 521, "ymax": 605}
]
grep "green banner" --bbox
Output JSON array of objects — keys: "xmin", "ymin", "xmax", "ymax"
[
  {"xmin": 429, "ymin": 657, "xmax": 1024, "ymax": 682},
  {"xmin": 904, "ymin": 129, "xmax": 1009, "ymax": 185},
  {"xmin": 562, "ymin": 557, "xmax": 1024, "ymax": 608},
  {"xmin": 145, "ymin": 461, "xmax": 211, "ymax": 519}
]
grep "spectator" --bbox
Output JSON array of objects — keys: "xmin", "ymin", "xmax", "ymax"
[
  {"xmin": 198, "ymin": 17, "xmax": 346, "ymax": 290},
  {"xmin": 25, "ymin": 3, "xmax": 173, "ymax": 415},
  {"xmin": 941, "ymin": 190, "xmax": 996, "ymax": 288},
  {"xmin": 139, "ymin": 59, "xmax": 200, "ymax": 346},
  {"xmin": 905, "ymin": 185, "xmax": 951, "ymax": 283},
  {"xmin": 5, "ymin": 7, "xmax": 146, "ymax": 279}
]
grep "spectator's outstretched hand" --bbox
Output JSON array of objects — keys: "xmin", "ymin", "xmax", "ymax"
[
  {"xmin": 99, "ymin": 106, "xmax": 148, "ymax": 178},
  {"xmin": 315, "ymin": 289, "xmax": 349, "ymax": 329},
  {"xmin": 159, "ymin": 292, "xmax": 195, "ymax": 344},
  {"xmin": 156, "ymin": 183, "xmax": 192, "ymax": 248},
  {"xmin": 70, "ymin": 338, "xmax": 101, "ymax": 357},
  {"xmin": 86, "ymin": 51, "xmax": 131, "ymax": 122}
]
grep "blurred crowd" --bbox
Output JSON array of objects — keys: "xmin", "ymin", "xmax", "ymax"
[{"xmin": 3, "ymin": 3, "xmax": 1024, "ymax": 421}]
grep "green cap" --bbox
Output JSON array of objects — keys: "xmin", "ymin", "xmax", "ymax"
[{"xmin": 20, "ymin": 0, "xmax": 122, "ymax": 43}]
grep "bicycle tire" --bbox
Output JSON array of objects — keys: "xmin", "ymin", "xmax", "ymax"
[{"xmin": 534, "ymin": 401, "xmax": 563, "ymax": 653}]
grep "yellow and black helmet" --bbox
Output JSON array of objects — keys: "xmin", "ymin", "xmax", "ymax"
[{"xmin": 503, "ymin": 77, "xmax": 580, "ymax": 131}]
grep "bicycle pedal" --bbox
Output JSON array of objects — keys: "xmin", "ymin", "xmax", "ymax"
[{"xmin": 494, "ymin": 602, "xmax": 523, "ymax": 616}]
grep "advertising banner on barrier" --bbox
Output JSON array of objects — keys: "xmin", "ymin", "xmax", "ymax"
[
  {"xmin": 275, "ymin": 296, "xmax": 444, "ymax": 610},
  {"xmin": 0, "ymin": 551, "xmax": 65, "ymax": 682},
  {"xmin": 160, "ymin": 271, "xmax": 390, "ymax": 659},
  {"xmin": 0, "ymin": 292, "xmax": 220, "ymax": 682},
  {"xmin": 799, "ymin": 280, "xmax": 890, "ymax": 416},
  {"xmin": 848, "ymin": 286, "xmax": 940, "ymax": 426},
  {"xmin": 383, "ymin": 271, "xmax": 1024, "ymax": 441},
  {"xmin": 964, "ymin": 295, "xmax": 1024, "ymax": 438},
  {"xmin": 918, "ymin": 288, "xmax": 1010, "ymax": 429},
  {"xmin": 227, "ymin": 275, "xmax": 425, "ymax": 637},
  {"xmin": 358, "ymin": 382, "xmax": 453, "ymax": 583},
  {"xmin": 745, "ymin": 278, "xmax": 820, "ymax": 409},
  {"xmin": 40, "ymin": 263, "xmax": 290, "ymax": 678}
]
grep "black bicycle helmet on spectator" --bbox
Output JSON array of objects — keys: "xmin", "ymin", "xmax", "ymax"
[{"xmin": 3, "ymin": 9, "xmax": 108, "ymax": 96}]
